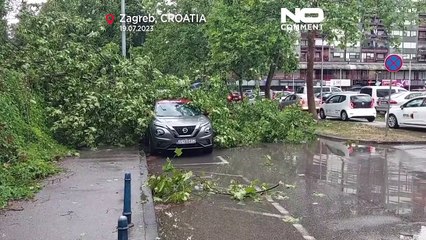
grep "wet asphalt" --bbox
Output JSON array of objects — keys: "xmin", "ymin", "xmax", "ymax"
[{"xmin": 148, "ymin": 140, "xmax": 426, "ymax": 240}]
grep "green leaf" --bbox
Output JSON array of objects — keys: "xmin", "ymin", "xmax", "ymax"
[{"xmin": 174, "ymin": 148, "xmax": 183, "ymax": 157}]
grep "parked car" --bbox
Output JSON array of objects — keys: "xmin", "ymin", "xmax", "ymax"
[
  {"xmin": 359, "ymin": 86, "xmax": 407, "ymax": 108},
  {"xmin": 273, "ymin": 91, "xmax": 293, "ymax": 100},
  {"xmin": 315, "ymin": 92, "xmax": 334, "ymax": 103},
  {"xmin": 279, "ymin": 94, "xmax": 321, "ymax": 111},
  {"xmin": 376, "ymin": 91, "xmax": 425, "ymax": 113},
  {"xmin": 227, "ymin": 91, "xmax": 242, "ymax": 102},
  {"xmin": 146, "ymin": 99, "xmax": 213, "ymax": 154},
  {"xmin": 319, "ymin": 92, "xmax": 376, "ymax": 122},
  {"xmin": 387, "ymin": 96, "xmax": 426, "ymax": 129},
  {"xmin": 296, "ymin": 86, "xmax": 342, "ymax": 94},
  {"xmin": 350, "ymin": 85, "xmax": 363, "ymax": 92}
]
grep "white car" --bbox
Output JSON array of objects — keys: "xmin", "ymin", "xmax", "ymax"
[
  {"xmin": 296, "ymin": 86, "xmax": 342, "ymax": 94},
  {"xmin": 319, "ymin": 92, "xmax": 376, "ymax": 122},
  {"xmin": 387, "ymin": 96, "xmax": 426, "ymax": 128},
  {"xmin": 376, "ymin": 91, "xmax": 425, "ymax": 113}
]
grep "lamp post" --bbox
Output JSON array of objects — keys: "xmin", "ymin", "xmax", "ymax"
[
  {"xmin": 121, "ymin": 0, "xmax": 126, "ymax": 57},
  {"xmin": 408, "ymin": 60, "xmax": 412, "ymax": 91},
  {"xmin": 320, "ymin": 34, "xmax": 324, "ymax": 100}
]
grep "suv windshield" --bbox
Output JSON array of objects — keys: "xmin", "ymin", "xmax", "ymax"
[{"xmin": 155, "ymin": 103, "xmax": 201, "ymax": 117}]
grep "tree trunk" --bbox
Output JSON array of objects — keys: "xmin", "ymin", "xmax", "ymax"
[
  {"xmin": 265, "ymin": 60, "xmax": 277, "ymax": 100},
  {"xmin": 343, "ymin": 46, "xmax": 347, "ymax": 62},
  {"xmin": 307, "ymin": 30, "xmax": 318, "ymax": 119},
  {"xmin": 238, "ymin": 78, "xmax": 243, "ymax": 97}
]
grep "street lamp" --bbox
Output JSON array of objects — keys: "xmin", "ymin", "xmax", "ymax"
[{"xmin": 320, "ymin": 34, "xmax": 325, "ymax": 101}]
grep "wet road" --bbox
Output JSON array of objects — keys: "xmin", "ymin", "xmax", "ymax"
[{"xmin": 148, "ymin": 140, "xmax": 426, "ymax": 240}]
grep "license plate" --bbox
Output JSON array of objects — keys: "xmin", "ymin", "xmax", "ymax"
[{"xmin": 177, "ymin": 139, "xmax": 196, "ymax": 144}]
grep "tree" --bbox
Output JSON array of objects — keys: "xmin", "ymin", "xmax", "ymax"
[
  {"xmin": 139, "ymin": 0, "xmax": 213, "ymax": 79},
  {"xmin": 207, "ymin": 0, "xmax": 297, "ymax": 98}
]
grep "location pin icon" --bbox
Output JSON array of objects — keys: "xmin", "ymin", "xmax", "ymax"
[{"xmin": 105, "ymin": 14, "xmax": 115, "ymax": 25}]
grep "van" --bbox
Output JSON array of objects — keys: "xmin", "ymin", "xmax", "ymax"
[
  {"xmin": 296, "ymin": 86, "xmax": 342, "ymax": 94},
  {"xmin": 359, "ymin": 86, "xmax": 407, "ymax": 108}
]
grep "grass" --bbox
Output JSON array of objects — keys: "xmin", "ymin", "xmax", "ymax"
[{"xmin": 316, "ymin": 120, "xmax": 426, "ymax": 142}]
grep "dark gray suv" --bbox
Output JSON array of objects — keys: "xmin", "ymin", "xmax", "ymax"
[{"xmin": 146, "ymin": 99, "xmax": 213, "ymax": 154}]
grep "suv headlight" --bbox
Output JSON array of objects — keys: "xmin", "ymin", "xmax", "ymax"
[
  {"xmin": 155, "ymin": 128, "xmax": 165, "ymax": 136},
  {"xmin": 201, "ymin": 122, "xmax": 212, "ymax": 134}
]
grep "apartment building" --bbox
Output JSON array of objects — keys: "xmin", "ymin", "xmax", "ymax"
[{"xmin": 267, "ymin": 14, "xmax": 426, "ymax": 90}]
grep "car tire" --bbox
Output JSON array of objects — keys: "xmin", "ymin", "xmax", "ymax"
[
  {"xmin": 341, "ymin": 111, "xmax": 349, "ymax": 121},
  {"xmin": 388, "ymin": 114, "xmax": 399, "ymax": 129},
  {"xmin": 203, "ymin": 146, "xmax": 213, "ymax": 154},
  {"xmin": 319, "ymin": 109, "xmax": 326, "ymax": 119},
  {"xmin": 366, "ymin": 117, "xmax": 375, "ymax": 122}
]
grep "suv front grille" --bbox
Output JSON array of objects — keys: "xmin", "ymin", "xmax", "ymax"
[{"xmin": 173, "ymin": 126, "xmax": 196, "ymax": 135}]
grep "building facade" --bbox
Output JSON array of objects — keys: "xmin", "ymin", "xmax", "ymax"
[{"xmin": 268, "ymin": 13, "xmax": 426, "ymax": 91}]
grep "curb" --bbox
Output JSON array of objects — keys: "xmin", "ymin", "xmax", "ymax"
[
  {"xmin": 316, "ymin": 132, "xmax": 426, "ymax": 145},
  {"xmin": 139, "ymin": 151, "xmax": 159, "ymax": 240}
]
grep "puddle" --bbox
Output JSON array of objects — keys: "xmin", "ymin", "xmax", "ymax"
[
  {"xmin": 215, "ymin": 139, "xmax": 426, "ymax": 239},
  {"xmin": 149, "ymin": 139, "xmax": 426, "ymax": 239}
]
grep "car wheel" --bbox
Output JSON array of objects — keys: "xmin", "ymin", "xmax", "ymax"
[
  {"xmin": 340, "ymin": 111, "xmax": 349, "ymax": 121},
  {"xmin": 203, "ymin": 146, "xmax": 213, "ymax": 154},
  {"xmin": 388, "ymin": 114, "xmax": 399, "ymax": 128},
  {"xmin": 366, "ymin": 117, "xmax": 375, "ymax": 122},
  {"xmin": 319, "ymin": 109, "xmax": 326, "ymax": 119}
]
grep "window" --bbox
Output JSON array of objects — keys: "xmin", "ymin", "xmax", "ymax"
[
  {"xmin": 155, "ymin": 102, "xmax": 201, "ymax": 117},
  {"xmin": 349, "ymin": 53, "xmax": 360, "ymax": 59},
  {"xmin": 412, "ymin": 31, "xmax": 417, "ymax": 37},
  {"xmin": 327, "ymin": 95, "xmax": 341, "ymax": 103},
  {"xmin": 392, "ymin": 30, "xmax": 402, "ymax": 36},
  {"xmin": 403, "ymin": 54, "xmax": 411, "ymax": 59},
  {"xmin": 288, "ymin": 95, "xmax": 297, "ymax": 101},
  {"xmin": 301, "ymin": 40, "xmax": 308, "ymax": 46},
  {"xmin": 406, "ymin": 93, "xmax": 423, "ymax": 99},
  {"xmin": 315, "ymin": 52, "xmax": 321, "ymax": 58},
  {"xmin": 333, "ymin": 52, "xmax": 343, "ymax": 58},
  {"xmin": 404, "ymin": 31, "xmax": 410, "ymax": 36},
  {"xmin": 360, "ymin": 88, "xmax": 373, "ymax": 96},
  {"xmin": 377, "ymin": 89, "xmax": 396, "ymax": 98},
  {"xmin": 351, "ymin": 95, "xmax": 372, "ymax": 102},
  {"xmin": 331, "ymin": 87, "xmax": 342, "ymax": 92},
  {"xmin": 405, "ymin": 98, "xmax": 425, "ymax": 107},
  {"xmin": 377, "ymin": 53, "xmax": 385, "ymax": 59},
  {"xmin": 314, "ymin": 87, "xmax": 330, "ymax": 94},
  {"xmin": 366, "ymin": 53, "xmax": 374, "ymax": 59},
  {"xmin": 403, "ymin": 42, "xmax": 416, "ymax": 48}
]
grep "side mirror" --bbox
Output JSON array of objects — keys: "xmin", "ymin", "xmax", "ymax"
[
  {"xmin": 203, "ymin": 111, "xmax": 209, "ymax": 117},
  {"xmin": 400, "ymin": 105, "xmax": 404, "ymax": 110}
]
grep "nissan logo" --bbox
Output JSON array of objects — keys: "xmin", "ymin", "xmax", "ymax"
[{"xmin": 182, "ymin": 128, "xmax": 188, "ymax": 134}]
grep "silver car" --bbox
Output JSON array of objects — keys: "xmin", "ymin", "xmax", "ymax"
[{"xmin": 147, "ymin": 99, "xmax": 213, "ymax": 154}]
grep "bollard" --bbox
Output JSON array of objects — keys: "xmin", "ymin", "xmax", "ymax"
[
  {"xmin": 117, "ymin": 216, "xmax": 129, "ymax": 240},
  {"xmin": 123, "ymin": 172, "xmax": 132, "ymax": 225}
]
